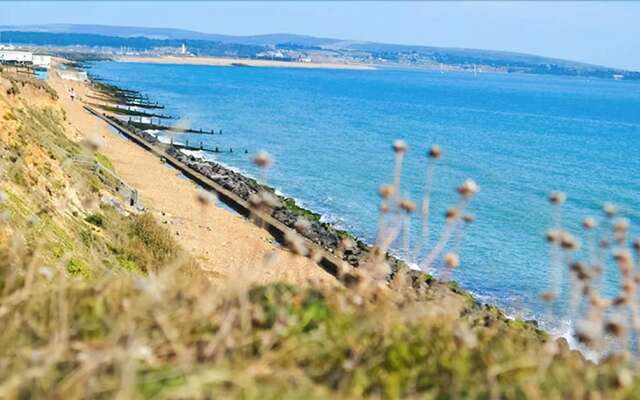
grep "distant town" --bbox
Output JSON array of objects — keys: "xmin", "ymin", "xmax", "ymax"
[{"xmin": 1, "ymin": 25, "xmax": 638, "ymax": 80}]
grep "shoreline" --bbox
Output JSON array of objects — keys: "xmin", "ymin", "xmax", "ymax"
[
  {"xmin": 46, "ymin": 61, "xmax": 338, "ymax": 287},
  {"xmin": 115, "ymin": 55, "xmax": 377, "ymax": 70},
  {"xmin": 74, "ymin": 63, "xmax": 562, "ymax": 338}
]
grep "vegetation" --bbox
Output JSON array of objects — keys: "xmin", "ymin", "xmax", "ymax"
[{"xmin": 2, "ymin": 65, "xmax": 640, "ymax": 399}]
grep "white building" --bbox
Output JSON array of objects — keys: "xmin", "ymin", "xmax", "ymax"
[
  {"xmin": 0, "ymin": 49, "xmax": 33, "ymax": 64},
  {"xmin": 33, "ymin": 54, "xmax": 52, "ymax": 69}
]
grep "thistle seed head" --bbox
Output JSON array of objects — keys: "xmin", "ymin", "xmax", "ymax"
[
  {"xmin": 83, "ymin": 135, "xmax": 104, "ymax": 152},
  {"xmin": 622, "ymin": 279, "xmax": 635, "ymax": 294},
  {"xmin": 545, "ymin": 229, "xmax": 560, "ymax": 243},
  {"xmin": 444, "ymin": 252, "xmax": 460, "ymax": 268},
  {"xmin": 457, "ymin": 179, "xmax": 479, "ymax": 199},
  {"xmin": 549, "ymin": 192, "xmax": 566, "ymax": 205},
  {"xmin": 196, "ymin": 189, "xmax": 216, "ymax": 206},
  {"xmin": 399, "ymin": 199, "xmax": 416, "ymax": 213},
  {"xmin": 589, "ymin": 295, "xmax": 610, "ymax": 309},
  {"xmin": 559, "ymin": 232, "xmax": 581, "ymax": 251},
  {"xmin": 603, "ymin": 202, "xmax": 617, "ymax": 217},
  {"xmin": 605, "ymin": 319, "xmax": 626, "ymax": 337},
  {"xmin": 293, "ymin": 217, "xmax": 312, "ymax": 235},
  {"xmin": 574, "ymin": 321, "xmax": 597, "ymax": 347},
  {"xmin": 392, "ymin": 140, "xmax": 408, "ymax": 154},
  {"xmin": 613, "ymin": 218, "xmax": 630, "ymax": 233},
  {"xmin": 259, "ymin": 191, "xmax": 281, "ymax": 209},
  {"xmin": 284, "ymin": 230, "xmax": 308, "ymax": 256},
  {"xmin": 378, "ymin": 184, "xmax": 395, "ymax": 199},
  {"xmin": 428, "ymin": 145, "xmax": 442, "ymax": 159},
  {"xmin": 340, "ymin": 238, "xmax": 355, "ymax": 251},
  {"xmin": 613, "ymin": 296, "xmax": 629, "ymax": 306},
  {"xmin": 570, "ymin": 262, "xmax": 591, "ymax": 281},
  {"xmin": 582, "ymin": 216, "xmax": 597, "ymax": 230},
  {"xmin": 613, "ymin": 249, "xmax": 632, "ymax": 262},
  {"xmin": 252, "ymin": 150, "xmax": 272, "ymax": 168},
  {"xmin": 541, "ymin": 291, "xmax": 556, "ymax": 302},
  {"xmin": 248, "ymin": 193, "xmax": 262, "ymax": 208},
  {"xmin": 445, "ymin": 207, "xmax": 460, "ymax": 220}
]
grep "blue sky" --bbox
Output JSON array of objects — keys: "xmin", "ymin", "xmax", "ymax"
[{"xmin": 2, "ymin": 1, "xmax": 639, "ymax": 71}]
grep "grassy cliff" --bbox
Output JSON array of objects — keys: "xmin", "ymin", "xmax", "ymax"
[{"xmin": 1, "ymin": 71, "xmax": 639, "ymax": 399}]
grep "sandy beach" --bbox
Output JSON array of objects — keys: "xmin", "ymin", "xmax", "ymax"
[
  {"xmin": 116, "ymin": 55, "xmax": 376, "ymax": 70},
  {"xmin": 48, "ymin": 62, "xmax": 335, "ymax": 286}
]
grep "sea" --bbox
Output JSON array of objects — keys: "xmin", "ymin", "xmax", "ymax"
[{"xmin": 86, "ymin": 60, "xmax": 640, "ymax": 338}]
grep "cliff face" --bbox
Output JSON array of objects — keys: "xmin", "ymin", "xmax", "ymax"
[{"xmin": 0, "ymin": 70, "xmax": 179, "ymax": 276}]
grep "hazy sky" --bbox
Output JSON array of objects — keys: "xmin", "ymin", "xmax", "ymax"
[{"xmin": 2, "ymin": 1, "xmax": 639, "ymax": 70}]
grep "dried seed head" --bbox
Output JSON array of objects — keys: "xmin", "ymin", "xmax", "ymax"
[
  {"xmin": 392, "ymin": 139, "xmax": 408, "ymax": 154},
  {"xmin": 453, "ymin": 327, "xmax": 477, "ymax": 348},
  {"xmin": 293, "ymin": 217, "xmax": 312, "ymax": 235},
  {"xmin": 603, "ymin": 202, "xmax": 617, "ymax": 217},
  {"xmin": 462, "ymin": 214, "xmax": 476, "ymax": 224},
  {"xmin": 559, "ymin": 232, "xmax": 581, "ymax": 251},
  {"xmin": 613, "ymin": 250, "xmax": 633, "ymax": 275},
  {"xmin": 541, "ymin": 291, "xmax": 556, "ymax": 302},
  {"xmin": 574, "ymin": 320, "xmax": 598, "ymax": 347},
  {"xmin": 259, "ymin": 191, "xmax": 281, "ymax": 209},
  {"xmin": 605, "ymin": 319, "xmax": 626, "ymax": 337},
  {"xmin": 83, "ymin": 135, "xmax": 104, "ymax": 152},
  {"xmin": 549, "ymin": 192, "xmax": 566, "ymax": 205},
  {"xmin": 615, "ymin": 368, "xmax": 633, "ymax": 388},
  {"xmin": 196, "ymin": 189, "xmax": 216, "ymax": 206},
  {"xmin": 613, "ymin": 218, "xmax": 630, "ymax": 233},
  {"xmin": 378, "ymin": 184, "xmax": 395, "ymax": 199},
  {"xmin": 570, "ymin": 262, "xmax": 591, "ymax": 281},
  {"xmin": 622, "ymin": 279, "xmax": 635, "ymax": 294},
  {"xmin": 248, "ymin": 193, "xmax": 262, "ymax": 208},
  {"xmin": 457, "ymin": 179, "xmax": 479, "ymax": 198},
  {"xmin": 444, "ymin": 252, "xmax": 460, "ymax": 268},
  {"xmin": 252, "ymin": 150, "xmax": 272, "ymax": 168},
  {"xmin": 613, "ymin": 296, "xmax": 629, "ymax": 306},
  {"xmin": 582, "ymin": 217, "xmax": 597, "ymax": 230},
  {"xmin": 284, "ymin": 230, "xmax": 308, "ymax": 256},
  {"xmin": 589, "ymin": 294, "xmax": 610, "ymax": 308},
  {"xmin": 340, "ymin": 238, "xmax": 355, "ymax": 252},
  {"xmin": 399, "ymin": 199, "xmax": 416, "ymax": 213},
  {"xmin": 591, "ymin": 264, "xmax": 603, "ymax": 276},
  {"xmin": 307, "ymin": 247, "xmax": 322, "ymax": 263},
  {"xmin": 445, "ymin": 207, "xmax": 460, "ymax": 220},
  {"xmin": 428, "ymin": 145, "xmax": 442, "ymax": 159},
  {"xmin": 545, "ymin": 229, "xmax": 560, "ymax": 243}
]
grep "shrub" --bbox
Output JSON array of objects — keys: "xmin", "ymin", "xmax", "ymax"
[
  {"xmin": 84, "ymin": 212, "xmax": 104, "ymax": 227},
  {"xmin": 123, "ymin": 212, "xmax": 178, "ymax": 271}
]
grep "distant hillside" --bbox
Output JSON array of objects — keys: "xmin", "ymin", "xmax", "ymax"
[
  {"xmin": 0, "ymin": 23, "xmax": 339, "ymax": 47},
  {"xmin": 1, "ymin": 24, "xmax": 638, "ymax": 79}
]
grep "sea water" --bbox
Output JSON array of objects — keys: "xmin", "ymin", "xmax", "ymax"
[{"xmin": 87, "ymin": 61, "xmax": 640, "ymax": 335}]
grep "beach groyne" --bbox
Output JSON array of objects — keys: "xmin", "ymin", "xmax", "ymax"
[{"xmin": 84, "ymin": 105, "xmax": 411, "ymax": 280}]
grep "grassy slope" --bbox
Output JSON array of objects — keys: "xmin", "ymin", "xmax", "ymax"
[{"xmin": 0, "ymin": 71, "xmax": 639, "ymax": 399}]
